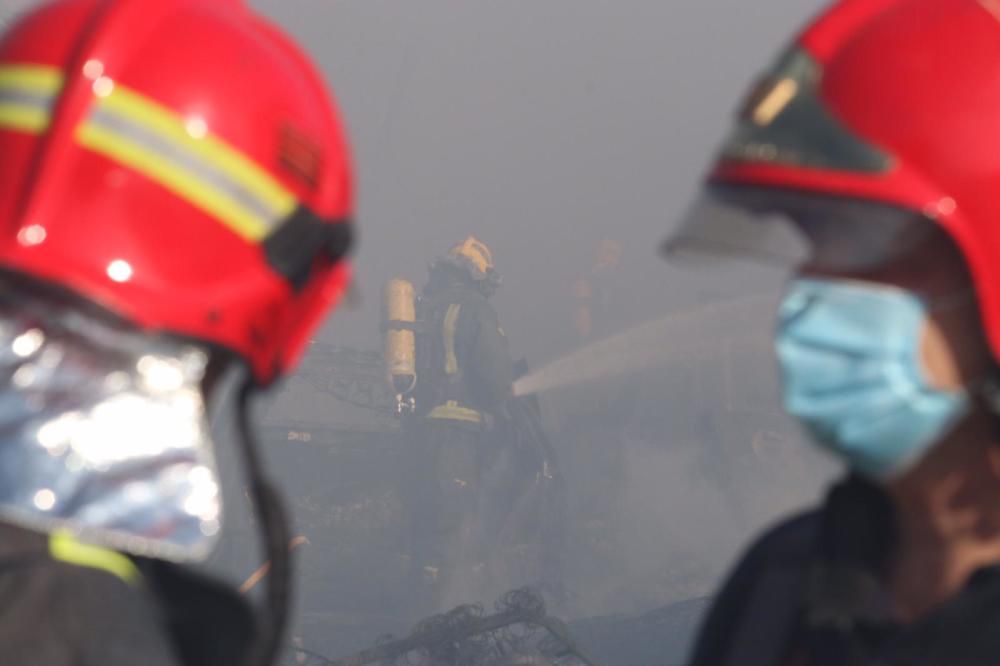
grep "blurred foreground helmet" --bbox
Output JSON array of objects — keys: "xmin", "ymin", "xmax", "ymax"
[
  {"xmin": 0, "ymin": 0, "xmax": 353, "ymax": 386},
  {"xmin": 0, "ymin": 1, "xmax": 354, "ymax": 661},
  {"xmin": 665, "ymin": 0, "xmax": 1000, "ymax": 360}
]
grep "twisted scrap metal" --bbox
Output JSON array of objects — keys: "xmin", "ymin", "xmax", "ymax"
[{"xmin": 325, "ymin": 588, "xmax": 598, "ymax": 666}]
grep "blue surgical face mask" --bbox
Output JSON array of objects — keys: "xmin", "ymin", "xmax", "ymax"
[{"xmin": 775, "ymin": 277, "xmax": 970, "ymax": 480}]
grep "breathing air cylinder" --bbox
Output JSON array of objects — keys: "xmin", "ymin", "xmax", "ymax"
[{"xmin": 383, "ymin": 278, "xmax": 418, "ymax": 413}]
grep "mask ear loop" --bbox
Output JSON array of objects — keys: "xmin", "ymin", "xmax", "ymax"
[{"xmin": 235, "ymin": 380, "xmax": 293, "ymax": 666}]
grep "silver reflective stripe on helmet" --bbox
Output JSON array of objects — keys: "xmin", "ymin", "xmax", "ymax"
[{"xmin": 86, "ymin": 106, "xmax": 281, "ymax": 227}]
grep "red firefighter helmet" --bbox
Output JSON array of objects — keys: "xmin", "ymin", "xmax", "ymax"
[
  {"xmin": 0, "ymin": 0, "xmax": 353, "ymax": 385},
  {"xmin": 668, "ymin": 0, "xmax": 1000, "ymax": 360}
]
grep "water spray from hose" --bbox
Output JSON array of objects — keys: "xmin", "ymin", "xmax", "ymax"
[{"xmin": 512, "ymin": 293, "xmax": 776, "ymax": 398}]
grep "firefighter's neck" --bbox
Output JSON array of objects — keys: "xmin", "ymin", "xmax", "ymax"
[{"xmin": 886, "ymin": 412, "xmax": 1000, "ymax": 622}]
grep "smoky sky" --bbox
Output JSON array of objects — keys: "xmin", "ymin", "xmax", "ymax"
[{"xmin": 249, "ymin": 0, "xmax": 829, "ymax": 365}]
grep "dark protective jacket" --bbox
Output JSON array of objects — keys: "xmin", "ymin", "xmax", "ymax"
[
  {"xmin": 0, "ymin": 521, "xmax": 254, "ymax": 666},
  {"xmin": 415, "ymin": 268, "xmax": 513, "ymax": 424},
  {"xmin": 688, "ymin": 476, "xmax": 1000, "ymax": 666}
]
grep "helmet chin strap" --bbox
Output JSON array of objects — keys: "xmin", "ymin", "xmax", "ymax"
[{"xmin": 235, "ymin": 380, "xmax": 293, "ymax": 666}]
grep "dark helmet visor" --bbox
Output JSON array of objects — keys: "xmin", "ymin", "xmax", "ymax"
[{"xmin": 666, "ymin": 184, "xmax": 939, "ymax": 273}]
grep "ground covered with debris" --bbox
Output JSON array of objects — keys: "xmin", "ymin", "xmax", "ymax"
[{"xmin": 285, "ymin": 588, "xmax": 708, "ymax": 666}]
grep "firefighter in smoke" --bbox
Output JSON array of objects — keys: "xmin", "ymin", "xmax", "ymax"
[
  {"xmin": 385, "ymin": 237, "xmax": 513, "ymax": 604},
  {"xmin": 573, "ymin": 238, "xmax": 624, "ymax": 342},
  {"xmin": 666, "ymin": 0, "xmax": 1000, "ymax": 663},
  {"xmin": 0, "ymin": 1, "xmax": 353, "ymax": 664}
]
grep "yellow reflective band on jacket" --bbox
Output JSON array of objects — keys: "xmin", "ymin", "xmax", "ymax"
[
  {"xmin": 49, "ymin": 530, "xmax": 141, "ymax": 587},
  {"xmin": 443, "ymin": 304, "xmax": 461, "ymax": 376},
  {"xmin": 0, "ymin": 65, "xmax": 64, "ymax": 134},
  {"xmin": 427, "ymin": 400, "xmax": 482, "ymax": 423}
]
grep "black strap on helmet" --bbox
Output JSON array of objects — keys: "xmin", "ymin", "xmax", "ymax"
[{"xmin": 264, "ymin": 206, "xmax": 354, "ymax": 290}]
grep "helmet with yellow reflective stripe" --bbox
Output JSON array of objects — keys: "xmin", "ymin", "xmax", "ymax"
[
  {"xmin": 0, "ymin": 2, "xmax": 354, "ymax": 664},
  {"xmin": 0, "ymin": 0, "xmax": 353, "ymax": 385}
]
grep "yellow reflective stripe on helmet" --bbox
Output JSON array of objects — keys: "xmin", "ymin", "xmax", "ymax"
[
  {"xmin": 428, "ymin": 401, "xmax": 482, "ymax": 423},
  {"xmin": 0, "ymin": 65, "xmax": 63, "ymax": 134},
  {"xmin": 0, "ymin": 62, "xmax": 299, "ymax": 242},
  {"xmin": 443, "ymin": 303, "xmax": 461, "ymax": 376},
  {"xmin": 49, "ymin": 530, "xmax": 141, "ymax": 587},
  {"xmin": 78, "ymin": 120, "xmax": 275, "ymax": 240},
  {"xmin": 0, "ymin": 103, "xmax": 50, "ymax": 133},
  {"xmin": 0, "ymin": 65, "xmax": 64, "ymax": 94},
  {"xmin": 77, "ymin": 82, "xmax": 297, "ymax": 242},
  {"xmin": 95, "ymin": 85, "xmax": 295, "ymax": 215}
]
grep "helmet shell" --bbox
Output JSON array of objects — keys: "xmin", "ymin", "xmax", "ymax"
[
  {"xmin": 709, "ymin": 0, "xmax": 1000, "ymax": 360},
  {"xmin": 0, "ymin": 0, "xmax": 354, "ymax": 384},
  {"xmin": 446, "ymin": 236, "xmax": 496, "ymax": 280}
]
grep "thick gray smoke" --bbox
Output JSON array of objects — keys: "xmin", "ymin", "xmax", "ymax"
[
  {"xmin": 240, "ymin": 0, "xmax": 837, "ymax": 658},
  {"xmin": 0, "ymin": 0, "xmax": 33, "ymax": 28},
  {"xmin": 1, "ymin": 0, "xmax": 838, "ymax": 662}
]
